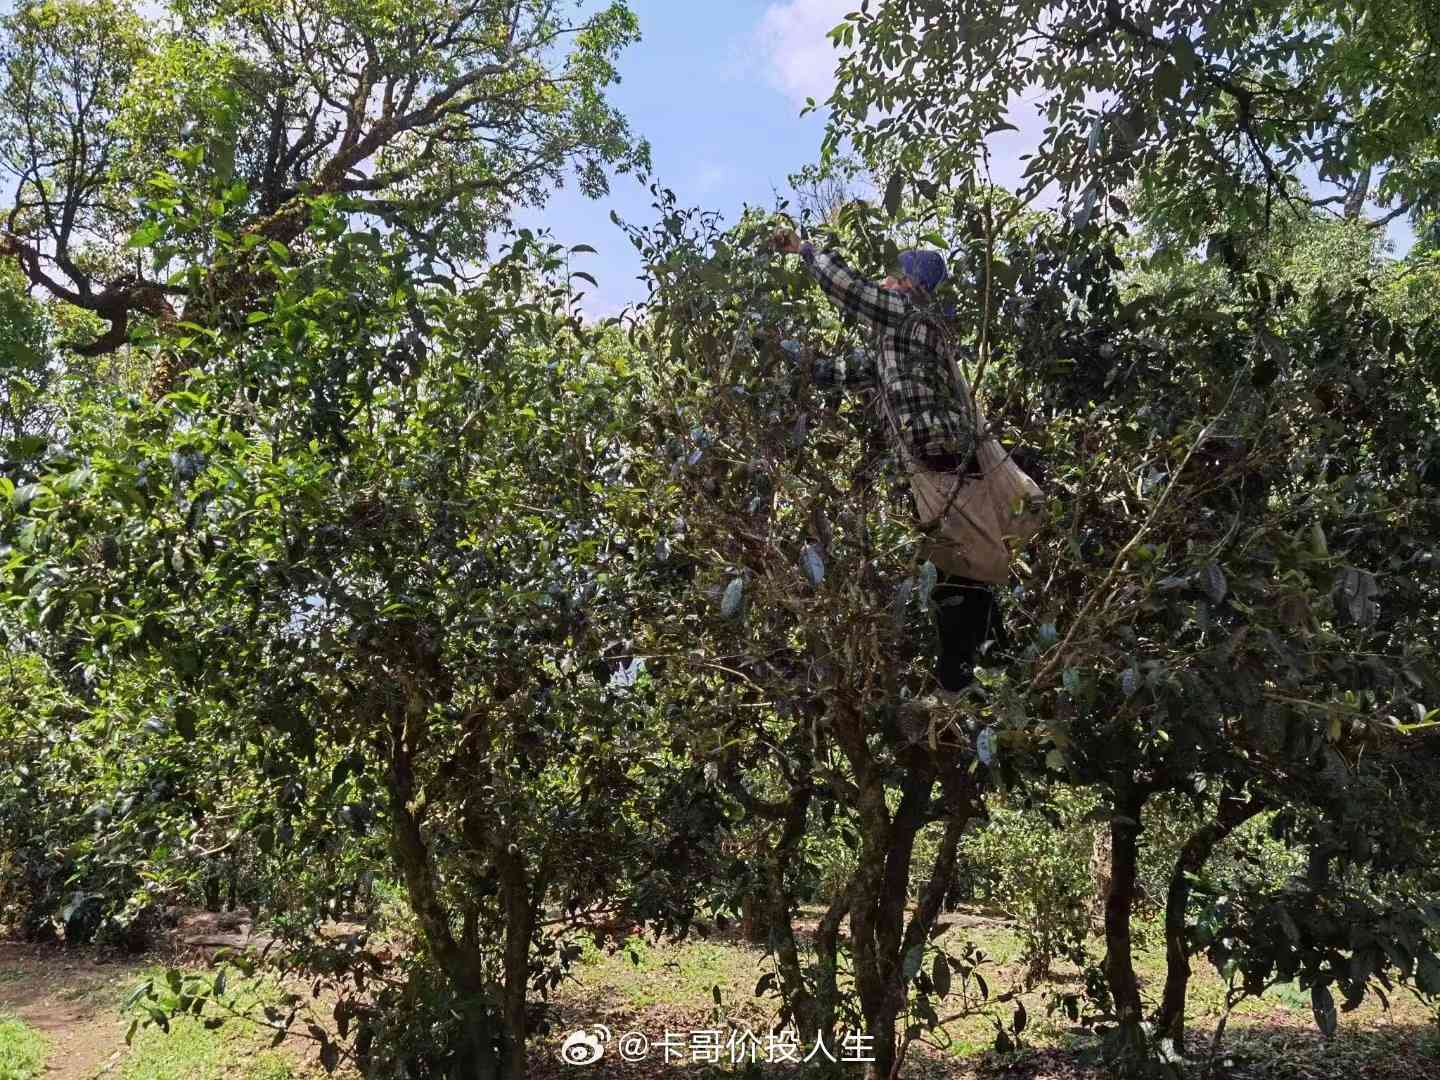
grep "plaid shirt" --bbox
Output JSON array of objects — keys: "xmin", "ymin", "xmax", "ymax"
[{"xmin": 801, "ymin": 245, "xmax": 976, "ymax": 467}]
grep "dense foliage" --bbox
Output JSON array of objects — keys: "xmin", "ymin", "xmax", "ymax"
[{"xmin": 3, "ymin": 3, "xmax": 1439, "ymax": 1080}]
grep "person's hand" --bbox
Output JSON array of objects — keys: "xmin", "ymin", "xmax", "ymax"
[{"xmin": 770, "ymin": 227, "xmax": 802, "ymax": 255}]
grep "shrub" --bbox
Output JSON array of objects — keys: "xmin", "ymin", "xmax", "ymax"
[{"xmin": 960, "ymin": 787, "xmax": 1099, "ymax": 983}]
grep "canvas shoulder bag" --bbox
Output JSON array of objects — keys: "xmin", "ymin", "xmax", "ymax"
[{"xmin": 875, "ymin": 318, "xmax": 1045, "ymax": 584}]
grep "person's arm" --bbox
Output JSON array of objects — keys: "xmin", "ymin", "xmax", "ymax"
[
  {"xmin": 772, "ymin": 228, "xmax": 909, "ymax": 334},
  {"xmin": 804, "ymin": 245, "xmax": 910, "ymax": 334}
]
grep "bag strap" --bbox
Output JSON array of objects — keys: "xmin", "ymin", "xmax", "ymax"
[{"xmin": 922, "ymin": 310, "xmax": 1040, "ymax": 491}]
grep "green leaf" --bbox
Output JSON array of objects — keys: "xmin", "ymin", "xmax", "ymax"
[
  {"xmin": 884, "ymin": 170, "xmax": 904, "ymax": 218},
  {"xmin": 126, "ymin": 221, "xmax": 164, "ymax": 249},
  {"xmin": 1201, "ymin": 562, "xmax": 1227, "ymax": 604},
  {"xmin": 902, "ymin": 943, "xmax": 924, "ymax": 982},
  {"xmin": 1154, "ymin": 61, "xmax": 1182, "ymax": 100},
  {"xmin": 124, "ymin": 980, "xmax": 153, "ymax": 1011},
  {"xmin": 1416, "ymin": 951, "xmax": 1440, "ymax": 995},
  {"xmin": 1311, "ymin": 984, "xmax": 1338, "ymax": 1038},
  {"xmin": 932, "ymin": 954, "xmax": 952, "ymax": 997}
]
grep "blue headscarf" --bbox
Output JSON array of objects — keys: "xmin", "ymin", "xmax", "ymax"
[{"xmin": 897, "ymin": 249, "xmax": 948, "ymax": 296}]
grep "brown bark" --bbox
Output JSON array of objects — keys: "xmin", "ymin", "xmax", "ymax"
[
  {"xmin": 1156, "ymin": 793, "xmax": 1266, "ymax": 1051},
  {"xmin": 1089, "ymin": 828, "xmax": 1112, "ymax": 933},
  {"xmin": 1, "ymin": 233, "xmax": 178, "ymax": 359},
  {"xmin": 498, "ymin": 848, "xmax": 540, "ymax": 1080},
  {"xmin": 1344, "ymin": 164, "xmax": 1373, "ymax": 220},
  {"xmin": 817, "ymin": 698, "xmax": 985, "ymax": 1079},
  {"xmin": 386, "ymin": 701, "xmax": 502, "ymax": 1079},
  {"xmin": 740, "ymin": 893, "xmax": 768, "ymax": 943},
  {"xmin": 1102, "ymin": 785, "xmax": 1147, "ymax": 1069},
  {"xmin": 812, "ymin": 884, "xmax": 851, "ymax": 1052},
  {"xmin": 764, "ymin": 789, "xmax": 822, "ymax": 1041},
  {"xmin": 889, "ymin": 809, "xmax": 970, "ymax": 1080},
  {"xmin": 849, "ymin": 779, "xmax": 896, "ymax": 1079},
  {"xmin": 868, "ymin": 763, "xmax": 933, "ymax": 1079},
  {"xmin": 847, "ymin": 744, "xmax": 961, "ymax": 1080}
]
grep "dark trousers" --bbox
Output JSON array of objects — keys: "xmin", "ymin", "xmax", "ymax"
[{"xmin": 933, "ymin": 572, "xmax": 1007, "ymax": 691}]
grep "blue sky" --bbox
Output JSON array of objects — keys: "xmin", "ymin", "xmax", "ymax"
[
  {"xmin": 2, "ymin": 0, "xmax": 1415, "ymax": 317},
  {"xmin": 513, "ymin": 0, "xmax": 860, "ymax": 319},
  {"xmin": 518, "ymin": 0, "xmax": 1415, "ymax": 318}
]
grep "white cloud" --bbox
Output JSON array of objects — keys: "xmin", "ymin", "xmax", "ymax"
[
  {"xmin": 753, "ymin": 0, "xmax": 855, "ymax": 108},
  {"xmin": 693, "ymin": 160, "xmax": 741, "ymax": 196}
]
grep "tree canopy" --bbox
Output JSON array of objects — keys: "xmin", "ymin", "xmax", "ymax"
[
  {"xmin": 2, "ymin": 0, "xmax": 646, "ymax": 363},
  {"xmin": 3, "ymin": 3, "xmax": 1439, "ymax": 1080}
]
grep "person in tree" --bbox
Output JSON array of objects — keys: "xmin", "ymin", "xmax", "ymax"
[{"xmin": 771, "ymin": 227, "xmax": 1006, "ymax": 692}]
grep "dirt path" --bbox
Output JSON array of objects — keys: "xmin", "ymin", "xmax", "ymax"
[
  {"xmin": 0, "ymin": 943, "xmax": 147, "ymax": 1079},
  {"xmin": 0, "ymin": 914, "xmax": 355, "ymax": 1080}
]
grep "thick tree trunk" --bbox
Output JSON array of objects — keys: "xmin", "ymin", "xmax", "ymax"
[
  {"xmin": 1156, "ymin": 794, "xmax": 1265, "ymax": 1052},
  {"xmin": 812, "ymin": 884, "xmax": 851, "ymax": 1052},
  {"xmin": 1344, "ymin": 164, "xmax": 1373, "ymax": 220},
  {"xmin": 847, "ymin": 746, "xmax": 950, "ymax": 1080},
  {"xmin": 387, "ymin": 702, "xmax": 503, "ymax": 1080},
  {"xmin": 868, "ymin": 766, "xmax": 932, "ymax": 1079},
  {"xmin": 225, "ymin": 854, "xmax": 240, "ymax": 913},
  {"xmin": 740, "ymin": 893, "xmax": 769, "ymax": 943},
  {"xmin": 889, "ymin": 809, "xmax": 969, "ymax": 1080},
  {"xmin": 498, "ymin": 850, "xmax": 538, "ymax": 1080},
  {"xmin": 764, "ymin": 790, "xmax": 822, "ymax": 1042},
  {"xmin": 849, "ymin": 779, "xmax": 895, "ymax": 1080},
  {"xmin": 827, "ymin": 700, "xmax": 982, "ymax": 1080},
  {"xmin": 1103, "ymin": 786, "xmax": 1148, "ymax": 1071},
  {"xmin": 1089, "ymin": 828, "xmax": 1112, "ymax": 934}
]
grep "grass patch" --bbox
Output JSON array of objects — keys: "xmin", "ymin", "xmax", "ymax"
[
  {"xmin": 1262, "ymin": 980, "xmax": 1312, "ymax": 1012},
  {"xmin": 546, "ymin": 915, "xmax": 1440, "ymax": 1079},
  {"xmin": 0, "ymin": 1013, "xmax": 46, "ymax": 1080},
  {"xmin": 119, "ymin": 1013, "xmax": 296, "ymax": 1080},
  {"xmin": 582, "ymin": 933, "xmax": 766, "ymax": 1010},
  {"xmin": 118, "ymin": 967, "xmax": 304, "ymax": 1080}
]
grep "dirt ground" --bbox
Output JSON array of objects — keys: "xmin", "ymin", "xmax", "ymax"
[
  {"xmin": 0, "ymin": 910, "xmax": 327, "ymax": 1080},
  {"xmin": 0, "ymin": 941, "xmax": 146, "ymax": 1079},
  {"xmin": 4, "ymin": 907, "xmax": 1438, "ymax": 1080}
]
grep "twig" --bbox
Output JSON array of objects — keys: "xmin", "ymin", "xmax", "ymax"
[{"xmin": 1030, "ymin": 368, "xmax": 1249, "ymax": 691}]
